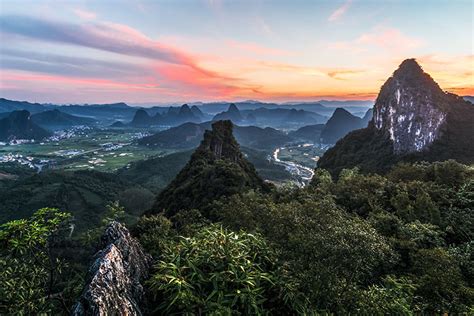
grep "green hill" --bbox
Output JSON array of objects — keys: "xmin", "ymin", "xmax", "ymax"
[{"xmin": 148, "ymin": 120, "xmax": 271, "ymax": 217}]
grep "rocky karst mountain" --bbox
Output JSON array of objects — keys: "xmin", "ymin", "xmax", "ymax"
[
  {"xmin": 31, "ymin": 109, "xmax": 96, "ymax": 130},
  {"xmin": 73, "ymin": 221, "xmax": 151, "ymax": 315},
  {"xmin": 130, "ymin": 109, "xmax": 155, "ymax": 127},
  {"xmin": 213, "ymin": 103, "xmax": 243, "ymax": 123},
  {"xmin": 318, "ymin": 59, "xmax": 474, "ymax": 175},
  {"xmin": 361, "ymin": 108, "xmax": 373, "ymax": 126},
  {"xmin": 0, "ymin": 110, "xmax": 51, "ymax": 141},
  {"xmin": 320, "ymin": 108, "xmax": 365, "ymax": 144},
  {"xmin": 149, "ymin": 120, "xmax": 270, "ymax": 217},
  {"xmin": 190, "ymin": 105, "xmax": 205, "ymax": 119},
  {"xmin": 373, "ymin": 59, "xmax": 447, "ymax": 153}
]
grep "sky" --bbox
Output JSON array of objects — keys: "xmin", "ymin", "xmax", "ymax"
[{"xmin": 0, "ymin": 0, "xmax": 472, "ymax": 104}]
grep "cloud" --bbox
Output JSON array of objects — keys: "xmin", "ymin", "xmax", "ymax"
[
  {"xmin": 328, "ymin": 0, "xmax": 352, "ymax": 22},
  {"xmin": 254, "ymin": 16, "xmax": 275, "ymax": 37},
  {"xmin": 73, "ymin": 8, "xmax": 97, "ymax": 20},
  {"xmin": 327, "ymin": 69, "xmax": 365, "ymax": 80},
  {"xmin": 2, "ymin": 70, "xmax": 159, "ymax": 91},
  {"xmin": 0, "ymin": 48, "xmax": 149, "ymax": 79},
  {"xmin": 329, "ymin": 27, "xmax": 423, "ymax": 53},
  {"xmin": 0, "ymin": 15, "xmax": 202, "ymax": 70},
  {"xmin": 0, "ymin": 15, "xmax": 249, "ymax": 101}
]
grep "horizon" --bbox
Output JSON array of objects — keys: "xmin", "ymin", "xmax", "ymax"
[{"xmin": 0, "ymin": 0, "xmax": 473, "ymax": 104}]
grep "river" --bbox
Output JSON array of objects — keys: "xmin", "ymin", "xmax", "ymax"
[{"xmin": 273, "ymin": 147, "xmax": 315, "ymax": 187}]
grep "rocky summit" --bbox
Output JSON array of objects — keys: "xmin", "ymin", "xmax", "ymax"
[
  {"xmin": 374, "ymin": 59, "xmax": 447, "ymax": 154},
  {"xmin": 318, "ymin": 59, "xmax": 474, "ymax": 175},
  {"xmin": 73, "ymin": 222, "xmax": 151, "ymax": 316},
  {"xmin": 149, "ymin": 120, "xmax": 269, "ymax": 217}
]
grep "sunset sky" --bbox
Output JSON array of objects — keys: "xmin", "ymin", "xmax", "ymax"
[{"xmin": 0, "ymin": 0, "xmax": 472, "ymax": 104}]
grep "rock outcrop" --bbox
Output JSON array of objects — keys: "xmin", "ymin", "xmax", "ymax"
[
  {"xmin": 149, "ymin": 120, "xmax": 270, "ymax": 217},
  {"xmin": 373, "ymin": 59, "xmax": 446, "ymax": 154},
  {"xmin": 73, "ymin": 222, "xmax": 151, "ymax": 316},
  {"xmin": 318, "ymin": 58, "xmax": 474, "ymax": 176}
]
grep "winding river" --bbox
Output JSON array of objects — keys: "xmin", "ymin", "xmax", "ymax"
[{"xmin": 272, "ymin": 147, "xmax": 315, "ymax": 187}]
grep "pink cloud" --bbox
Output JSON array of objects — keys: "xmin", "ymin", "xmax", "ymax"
[
  {"xmin": 2, "ymin": 71, "xmax": 159, "ymax": 91},
  {"xmin": 357, "ymin": 28, "xmax": 422, "ymax": 50},
  {"xmin": 73, "ymin": 8, "xmax": 97, "ymax": 20},
  {"xmin": 328, "ymin": 0, "xmax": 352, "ymax": 22},
  {"xmin": 330, "ymin": 27, "xmax": 423, "ymax": 53}
]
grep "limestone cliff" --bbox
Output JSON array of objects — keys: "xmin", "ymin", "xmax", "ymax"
[
  {"xmin": 373, "ymin": 59, "xmax": 447, "ymax": 153},
  {"xmin": 318, "ymin": 59, "xmax": 474, "ymax": 176}
]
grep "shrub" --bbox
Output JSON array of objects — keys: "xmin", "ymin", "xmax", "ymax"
[{"xmin": 146, "ymin": 224, "xmax": 308, "ymax": 314}]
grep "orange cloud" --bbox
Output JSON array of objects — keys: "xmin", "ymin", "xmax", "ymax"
[
  {"xmin": 327, "ymin": 69, "xmax": 366, "ymax": 80},
  {"xmin": 2, "ymin": 71, "xmax": 159, "ymax": 91}
]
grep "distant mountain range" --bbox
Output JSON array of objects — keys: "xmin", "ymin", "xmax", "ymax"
[
  {"xmin": 128, "ymin": 104, "xmax": 205, "ymax": 127},
  {"xmin": 318, "ymin": 59, "xmax": 474, "ymax": 175},
  {"xmin": 138, "ymin": 121, "xmax": 292, "ymax": 150}
]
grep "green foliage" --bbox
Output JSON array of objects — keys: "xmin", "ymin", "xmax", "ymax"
[
  {"xmin": 147, "ymin": 225, "xmax": 307, "ymax": 315},
  {"xmin": 0, "ymin": 208, "xmax": 71, "ymax": 315},
  {"xmin": 412, "ymin": 248, "xmax": 474, "ymax": 313},
  {"xmin": 214, "ymin": 192, "xmax": 394, "ymax": 311},
  {"xmin": 356, "ymin": 276, "xmax": 417, "ymax": 314},
  {"xmin": 133, "ymin": 214, "xmax": 174, "ymax": 257},
  {"xmin": 80, "ymin": 201, "xmax": 128, "ymax": 247},
  {"xmin": 0, "ymin": 170, "xmax": 133, "ymax": 231},
  {"xmin": 150, "ymin": 122, "xmax": 270, "ymax": 218},
  {"xmin": 119, "ymin": 187, "xmax": 155, "ymax": 216}
]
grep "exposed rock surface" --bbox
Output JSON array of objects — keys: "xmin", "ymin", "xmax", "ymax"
[
  {"xmin": 318, "ymin": 59, "xmax": 474, "ymax": 176},
  {"xmin": 73, "ymin": 221, "xmax": 151, "ymax": 316},
  {"xmin": 373, "ymin": 59, "xmax": 446, "ymax": 153}
]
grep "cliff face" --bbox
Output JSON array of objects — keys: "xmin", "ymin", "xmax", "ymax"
[
  {"xmin": 318, "ymin": 59, "xmax": 474, "ymax": 176},
  {"xmin": 73, "ymin": 222, "xmax": 151, "ymax": 316},
  {"xmin": 199, "ymin": 120, "xmax": 242, "ymax": 162},
  {"xmin": 373, "ymin": 59, "xmax": 446, "ymax": 154}
]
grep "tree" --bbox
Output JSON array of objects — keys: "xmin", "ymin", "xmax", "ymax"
[
  {"xmin": 215, "ymin": 192, "xmax": 395, "ymax": 311},
  {"xmin": 0, "ymin": 208, "xmax": 71, "ymax": 314},
  {"xmin": 146, "ymin": 225, "xmax": 308, "ymax": 314}
]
